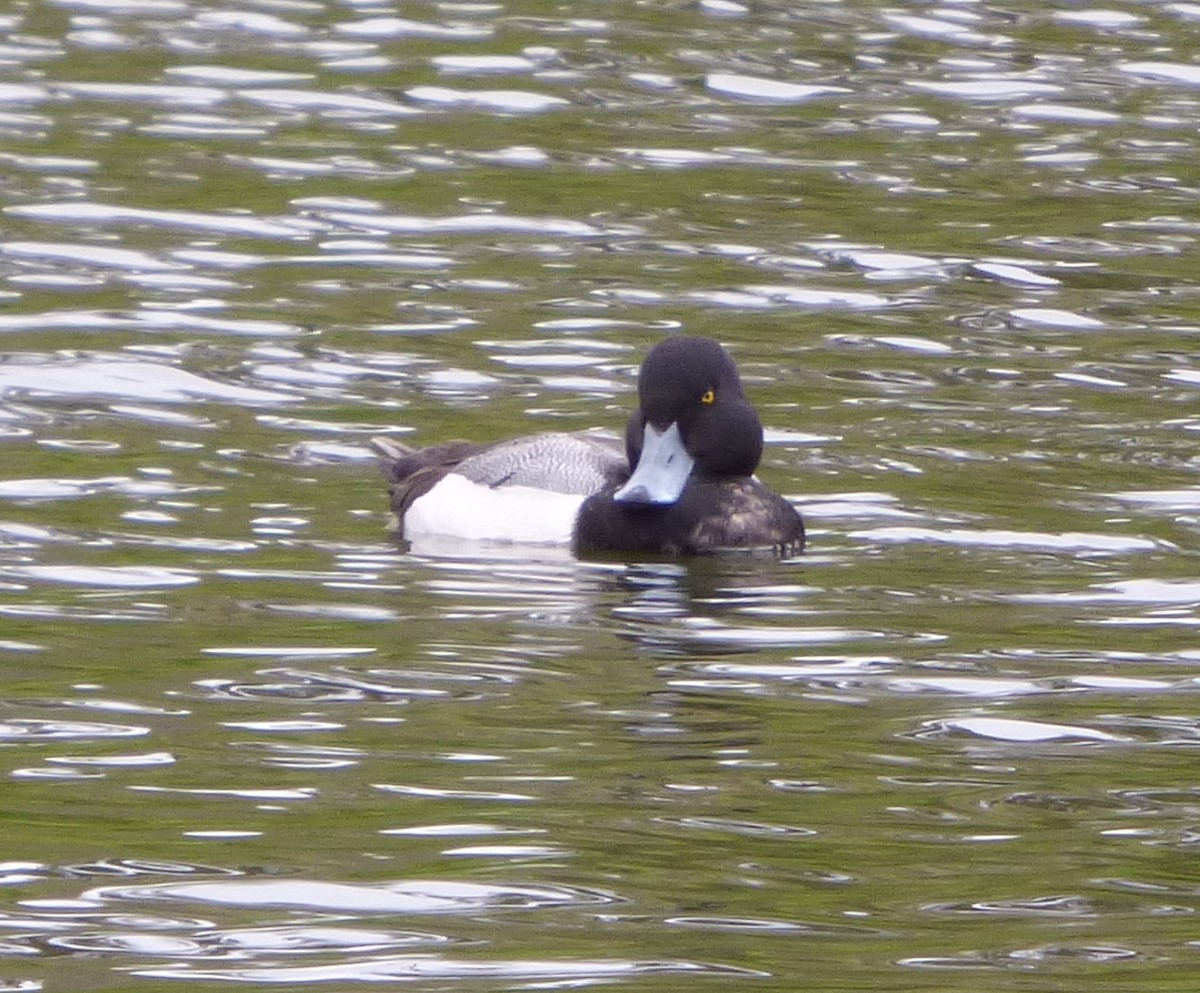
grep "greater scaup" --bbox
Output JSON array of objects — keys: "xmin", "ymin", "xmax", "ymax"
[{"xmin": 373, "ymin": 336, "xmax": 805, "ymax": 556}]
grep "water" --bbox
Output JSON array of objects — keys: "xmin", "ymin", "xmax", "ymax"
[{"xmin": 2, "ymin": 0, "xmax": 1200, "ymax": 989}]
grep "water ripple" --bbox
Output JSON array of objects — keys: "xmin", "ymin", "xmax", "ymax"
[
  {"xmin": 406, "ymin": 87, "xmax": 570, "ymax": 114},
  {"xmin": 7, "ymin": 203, "xmax": 308, "ymax": 240},
  {"xmin": 3, "ymin": 566, "xmax": 199, "ymax": 588},
  {"xmin": 237, "ymin": 89, "xmax": 419, "ymax": 119},
  {"xmin": 85, "ymin": 878, "xmax": 617, "ymax": 915},
  {"xmin": 705, "ymin": 74, "xmax": 851, "ymax": 104},
  {"xmin": 924, "ymin": 895, "xmax": 1096, "ymax": 918},
  {"xmin": 0, "ymin": 356, "xmax": 294, "ymax": 404},
  {"xmin": 322, "ymin": 209, "xmax": 639, "ymax": 238},
  {"xmin": 851, "ymin": 527, "xmax": 1159, "ymax": 553},
  {"xmin": 133, "ymin": 955, "xmax": 759, "ymax": 984},
  {"xmin": 655, "ymin": 817, "xmax": 817, "ymax": 839},
  {"xmin": 334, "ymin": 17, "xmax": 494, "ymax": 41},
  {"xmin": 4, "ymin": 1, "xmax": 1200, "ymax": 988},
  {"xmin": 0, "ymin": 720, "xmax": 148, "ymax": 740},
  {"xmin": 915, "ymin": 717, "xmax": 1127, "ymax": 744}
]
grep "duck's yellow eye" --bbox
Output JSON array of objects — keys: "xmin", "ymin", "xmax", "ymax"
[{"xmin": 700, "ymin": 389, "xmax": 715, "ymax": 405}]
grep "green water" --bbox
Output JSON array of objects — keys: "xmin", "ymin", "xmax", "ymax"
[{"xmin": 1, "ymin": 0, "xmax": 1200, "ymax": 990}]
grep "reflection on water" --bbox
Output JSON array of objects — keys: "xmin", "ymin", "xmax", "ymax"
[{"xmin": 3, "ymin": 0, "xmax": 1200, "ymax": 990}]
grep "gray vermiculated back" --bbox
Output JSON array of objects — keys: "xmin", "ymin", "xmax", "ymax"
[{"xmin": 454, "ymin": 432, "xmax": 625, "ymax": 495}]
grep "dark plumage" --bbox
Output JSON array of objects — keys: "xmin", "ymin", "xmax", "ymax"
[{"xmin": 574, "ymin": 477, "xmax": 804, "ymax": 556}]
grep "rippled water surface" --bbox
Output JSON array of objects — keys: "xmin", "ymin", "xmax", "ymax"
[{"xmin": 4, "ymin": 0, "xmax": 1200, "ymax": 989}]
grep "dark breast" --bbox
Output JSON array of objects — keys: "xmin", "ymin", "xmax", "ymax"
[{"xmin": 574, "ymin": 478, "xmax": 804, "ymax": 557}]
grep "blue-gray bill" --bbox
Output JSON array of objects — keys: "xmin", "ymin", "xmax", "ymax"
[{"xmin": 612, "ymin": 422, "xmax": 695, "ymax": 505}]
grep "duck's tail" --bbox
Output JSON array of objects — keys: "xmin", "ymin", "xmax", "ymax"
[
  {"xmin": 370, "ymin": 435, "xmax": 413, "ymax": 466},
  {"xmin": 372, "ymin": 436, "xmax": 483, "ymax": 477}
]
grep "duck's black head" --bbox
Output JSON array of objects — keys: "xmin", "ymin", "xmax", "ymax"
[{"xmin": 618, "ymin": 336, "xmax": 764, "ymax": 505}]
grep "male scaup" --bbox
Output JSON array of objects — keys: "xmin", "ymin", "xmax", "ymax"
[{"xmin": 373, "ymin": 336, "xmax": 805, "ymax": 556}]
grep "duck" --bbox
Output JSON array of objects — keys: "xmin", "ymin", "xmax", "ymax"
[{"xmin": 372, "ymin": 335, "xmax": 805, "ymax": 556}]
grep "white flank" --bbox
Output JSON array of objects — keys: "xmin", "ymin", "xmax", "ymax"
[{"xmin": 404, "ymin": 473, "xmax": 585, "ymax": 545}]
